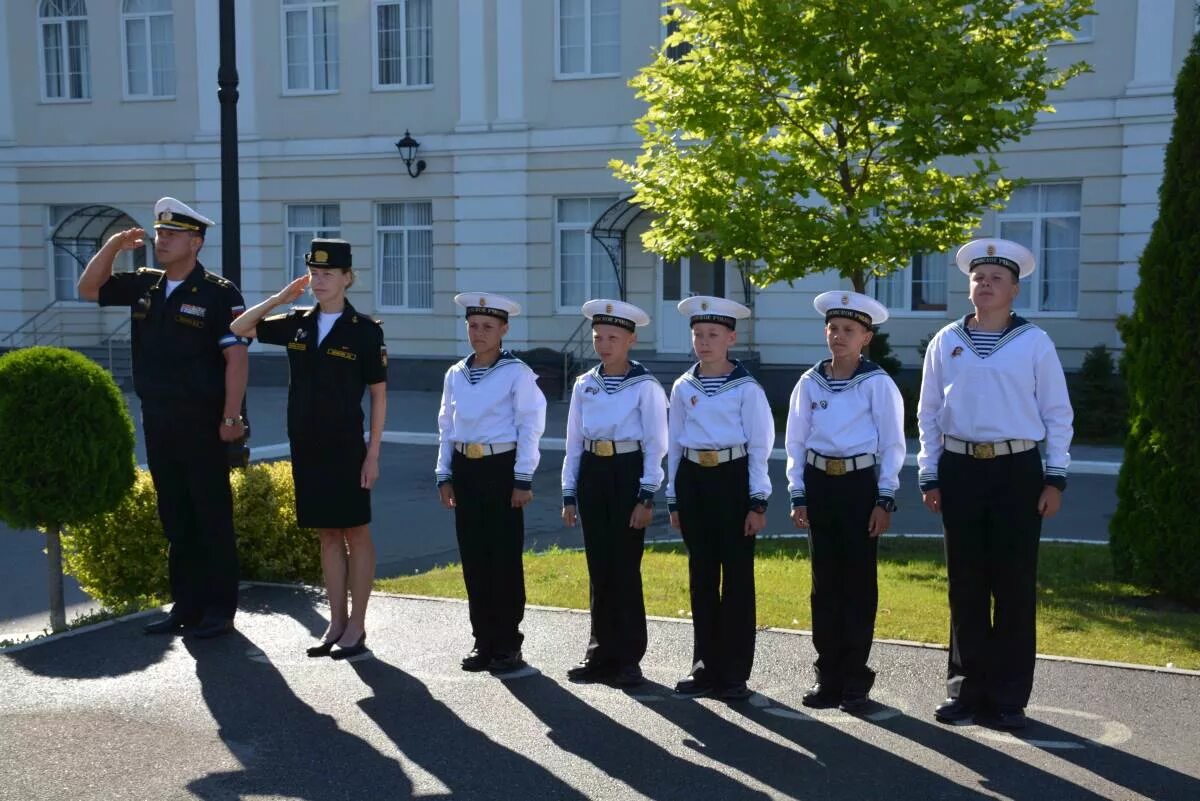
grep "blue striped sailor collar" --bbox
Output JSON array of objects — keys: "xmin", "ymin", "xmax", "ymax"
[
  {"xmin": 803, "ymin": 357, "xmax": 887, "ymax": 393},
  {"xmin": 950, "ymin": 312, "xmax": 1035, "ymax": 358},
  {"xmin": 682, "ymin": 359, "xmax": 757, "ymax": 395},
  {"xmin": 459, "ymin": 349, "xmax": 522, "ymax": 383},
  {"xmin": 586, "ymin": 360, "xmax": 653, "ymax": 394}
]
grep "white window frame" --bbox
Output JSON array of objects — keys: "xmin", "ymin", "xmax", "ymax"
[
  {"xmin": 371, "ymin": 0, "xmax": 433, "ymax": 91},
  {"xmin": 1009, "ymin": 3, "xmax": 1094, "ymax": 45},
  {"xmin": 38, "ymin": 0, "xmax": 92, "ymax": 103},
  {"xmin": 284, "ymin": 203, "xmax": 341, "ymax": 281},
  {"xmin": 374, "ymin": 201, "xmax": 434, "ymax": 313},
  {"xmin": 869, "ymin": 253, "xmax": 950, "ymax": 318},
  {"xmin": 121, "ymin": 0, "xmax": 176, "ymax": 101},
  {"xmin": 554, "ymin": 195, "xmax": 621, "ymax": 313},
  {"xmin": 995, "ymin": 182, "xmax": 1082, "ymax": 317},
  {"xmin": 555, "ymin": 0, "xmax": 621, "ymax": 79},
  {"xmin": 281, "ymin": 0, "xmax": 340, "ymax": 95}
]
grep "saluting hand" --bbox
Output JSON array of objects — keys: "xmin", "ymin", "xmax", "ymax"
[
  {"xmin": 438, "ymin": 483, "xmax": 456, "ymax": 509},
  {"xmin": 562, "ymin": 505, "xmax": 577, "ymax": 527},
  {"xmin": 868, "ymin": 506, "xmax": 890, "ymax": 538},
  {"xmin": 106, "ymin": 228, "xmax": 145, "ymax": 253},
  {"xmin": 272, "ymin": 274, "xmax": 311, "ymax": 306},
  {"xmin": 511, "ymin": 488, "xmax": 533, "ymax": 509},
  {"xmin": 791, "ymin": 506, "xmax": 809, "ymax": 529},
  {"xmin": 1037, "ymin": 486, "xmax": 1062, "ymax": 518}
]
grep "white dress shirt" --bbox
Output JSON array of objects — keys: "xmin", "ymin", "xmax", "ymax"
[
  {"xmin": 561, "ymin": 362, "xmax": 669, "ymax": 502},
  {"xmin": 917, "ymin": 315, "xmax": 1074, "ymax": 490},
  {"xmin": 436, "ymin": 351, "xmax": 547, "ymax": 489},
  {"xmin": 785, "ymin": 358, "xmax": 906, "ymax": 506},
  {"xmin": 665, "ymin": 362, "xmax": 775, "ymax": 509}
]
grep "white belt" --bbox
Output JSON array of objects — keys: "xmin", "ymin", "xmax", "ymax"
[
  {"xmin": 944, "ymin": 436, "xmax": 1036, "ymax": 460},
  {"xmin": 454, "ymin": 441, "xmax": 516, "ymax": 459},
  {"xmin": 806, "ymin": 450, "xmax": 876, "ymax": 476},
  {"xmin": 584, "ymin": 438, "xmax": 641, "ymax": 457},
  {"xmin": 684, "ymin": 444, "xmax": 748, "ymax": 467}
]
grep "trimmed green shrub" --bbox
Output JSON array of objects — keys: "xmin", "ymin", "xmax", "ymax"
[
  {"xmin": 867, "ymin": 328, "xmax": 902, "ymax": 377},
  {"xmin": 1070, "ymin": 344, "xmax": 1127, "ymax": 442},
  {"xmin": 0, "ymin": 346, "xmax": 136, "ymax": 630},
  {"xmin": 1110, "ymin": 29, "xmax": 1200, "ymax": 605},
  {"xmin": 62, "ymin": 460, "xmax": 322, "ymax": 609}
]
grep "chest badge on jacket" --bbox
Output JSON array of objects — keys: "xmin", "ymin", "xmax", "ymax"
[
  {"xmin": 327, "ymin": 347, "xmax": 357, "ymax": 361},
  {"xmin": 952, "ymin": 346, "xmax": 964, "ymax": 358}
]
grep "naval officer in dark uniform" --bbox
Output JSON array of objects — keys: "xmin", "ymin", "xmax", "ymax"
[
  {"xmin": 78, "ymin": 197, "xmax": 248, "ymax": 639},
  {"xmin": 232, "ymin": 239, "xmax": 387, "ymax": 660}
]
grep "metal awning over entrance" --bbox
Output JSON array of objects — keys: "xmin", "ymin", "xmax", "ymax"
[
  {"xmin": 50, "ymin": 205, "xmax": 145, "ymax": 267},
  {"xmin": 589, "ymin": 194, "xmax": 646, "ymax": 301}
]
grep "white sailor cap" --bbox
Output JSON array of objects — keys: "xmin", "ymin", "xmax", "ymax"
[
  {"xmin": 153, "ymin": 197, "xmax": 215, "ymax": 234},
  {"xmin": 677, "ymin": 295, "xmax": 750, "ymax": 330},
  {"xmin": 454, "ymin": 292, "xmax": 521, "ymax": 321},
  {"xmin": 955, "ymin": 238, "xmax": 1036, "ymax": 279},
  {"xmin": 813, "ymin": 290, "xmax": 889, "ymax": 328},
  {"xmin": 582, "ymin": 298, "xmax": 651, "ymax": 332}
]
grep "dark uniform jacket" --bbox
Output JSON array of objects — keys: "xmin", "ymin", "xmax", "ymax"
[
  {"xmin": 256, "ymin": 301, "xmax": 387, "ymax": 448},
  {"xmin": 98, "ymin": 263, "xmax": 249, "ymax": 410}
]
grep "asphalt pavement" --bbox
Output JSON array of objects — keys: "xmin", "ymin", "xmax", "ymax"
[{"xmin": 1, "ymin": 584, "xmax": 1196, "ymax": 801}]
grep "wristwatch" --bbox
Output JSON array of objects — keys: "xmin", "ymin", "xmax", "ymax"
[
  {"xmin": 639, "ymin": 497, "xmax": 654, "ymax": 509},
  {"xmin": 221, "ymin": 416, "xmax": 244, "ymax": 427},
  {"xmin": 749, "ymin": 503, "xmax": 768, "ymax": 515},
  {"xmin": 876, "ymin": 497, "xmax": 897, "ymax": 513}
]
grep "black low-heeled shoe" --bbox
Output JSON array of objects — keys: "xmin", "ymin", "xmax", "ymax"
[
  {"xmin": 330, "ymin": 633, "xmax": 368, "ymax": 660},
  {"xmin": 306, "ymin": 639, "xmax": 337, "ymax": 658}
]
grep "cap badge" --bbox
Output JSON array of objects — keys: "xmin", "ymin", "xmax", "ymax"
[
  {"xmin": 987, "ymin": 244, "xmax": 996, "ymax": 256},
  {"xmin": 313, "ymin": 250, "xmax": 328, "ymax": 264},
  {"xmin": 479, "ymin": 297, "xmax": 487, "ymax": 307},
  {"xmin": 605, "ymin": 303, "xmax": 613, "ymax": 314},
  {"xmin": 701, "ymin": 301, "xmax": 709, "ymax": 311},
  {"xmin": 841, "ymin": 295, "xmax": 849, "ymax": 305},
  {"xmin": 161, "ymin": 211, "xmax": 173, "ymax": 222}
]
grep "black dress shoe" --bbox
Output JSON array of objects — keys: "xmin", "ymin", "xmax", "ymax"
[
  {"xmin": 673, "ymin": 673, "xmax": 715, "ymax": 697},
  {"xmin": 190, "ymin": 618, "xmax": 234, "ymax": 639},
  {"xmin": 976, "ymin": 707, "xmax": 1028, "ymax": 730},
  {"xmin": 567, "ymin": 660, "xmax": 613, "ymax": 682},
  {"xmin": 715, "ymin": 682, "xmax": 753, "ymax": 700},
  {"xmin": 143, "ymin": 612, "xmax": 194, "ymax": 635},
  {"xmin": 839, "ymin": 691, "xmax": 872, "ymax": 714},
  {"xmin": 610, "ymin": 664, "xmax": 644, "ymax": 688},
  {"xmin": 461, "ymin": 648, "xmax": 492, "ymax": 672},
  {"xmin": 801, "ymin": 683, "xmax": 842, "ymax": 709},
  {"xmin": 330, "ymin": 634, "xmax": 368, "ymax": 660},
  {"xmin": 934, "ymin": 697, "xmax": 976, "ymax": 723},
  {"xmin": 487, "ymin": 651, "xmax": 526, "ymax": 673},
  {"xmin": 306, "ymin": 638, "xmax": 339, "ymax": 658}
]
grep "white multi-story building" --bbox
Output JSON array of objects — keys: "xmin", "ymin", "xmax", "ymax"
[{"xmin": 0, "ymin": 1, "xmax": 1191, "ymax": 397}]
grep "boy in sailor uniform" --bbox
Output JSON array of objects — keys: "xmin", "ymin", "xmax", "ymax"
[
  {"xmin": 666, "ymin": 296, "xmax": 774, "ymax": 700},
  {"xmin": 919, "ymin": 238, "xmax": 1073, "ymax": 730},
  {"xmin": 785, "ymin": 291, "xmax": 904, "ymax": 713},
  {"xmin": 436, "ymin": 293, "xmax": 547, "ymax": 674},
  {"xmin": 562, "ymin": 300, "xmax": 668, "ymax": 688}
]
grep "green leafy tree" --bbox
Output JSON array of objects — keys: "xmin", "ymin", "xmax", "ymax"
[
  {"xmin": 0, "ymin": 347, "xmax": 135, "ymax": 630},
  {"xmin": 615, "ymin": 0, "xmax": 1091, "ymax": 292},
  {"xmin": 1110, "ymin": 29, "xmax": 1200, "ymax": 605}
]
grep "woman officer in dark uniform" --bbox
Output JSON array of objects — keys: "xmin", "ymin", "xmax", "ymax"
[{"xmin": 232, "ymin": 238, "xmax": 387, "ymax": 659}]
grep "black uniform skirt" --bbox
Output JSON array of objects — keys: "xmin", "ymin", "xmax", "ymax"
[{"xmin": 291, "ymin": 436, "xmax": 371, "ymax": 529}]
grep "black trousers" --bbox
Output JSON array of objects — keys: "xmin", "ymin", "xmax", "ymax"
[
  {"xmin": 577, "ymin": 450, "xmax": 647, "ymax": 668},
  {"xmin": 142, "ymin": 406, "xmax": 239, "ymax": 621},
  {"xmin": 940, "ymin": 448, "xmax": 1044, "ymax": 710},
  {"xmin": 676, "ymin": 456, "xmax": 757, "ymax": 686},
  {"xmin": 804, "ymin": 464, "xmax": 879, "ymax": 694},
  {"xmin": 452, "ymin": 449, "xmax": 525, "ymax": 655}
]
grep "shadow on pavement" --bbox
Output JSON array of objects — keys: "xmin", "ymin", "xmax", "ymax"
[
  {"xmin": 637, "ymin": 685, "xmax": 994, "ymax": 801},
  {"xmin": 184, "ymin": 632, "xmax": 414, "ymax": 800},
  {"xmin": 6, "ymin": 617, "xmax": 172, "ymax": 678},
  {"xmin": 502, "ymin": 673, "xmax": 772, "ymax": 801},
  {"xmin": 352, "ymin": 660, "xmax": 591, "ymax": 800}
]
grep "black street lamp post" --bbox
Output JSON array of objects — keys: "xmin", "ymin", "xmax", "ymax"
[{"xmin": 218, "ymin": 0, "xmax": 241, "ymax": 288}]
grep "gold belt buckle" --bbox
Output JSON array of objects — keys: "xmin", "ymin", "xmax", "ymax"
[
  {"xmin": 593, "ymin": 440, "xmax": 615, "ymax": 457},
  {"xmin": 697, "ymin": 450, "xmax": 720, "ymax": 468},
  {"xmin": 972, "ymin": 442, "xmax": 995, "ymax": 460},
  {"xmin": 825, "ymin": 458, "xmax": 847, "ymax": 476},
  {"xmin": 466, "ymin": 443, "xmax": 486, "ymax": 459}
]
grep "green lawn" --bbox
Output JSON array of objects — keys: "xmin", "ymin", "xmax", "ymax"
[{"xmin": 377, "ymin": 537, "xmax": 1200, "ymax": 671}]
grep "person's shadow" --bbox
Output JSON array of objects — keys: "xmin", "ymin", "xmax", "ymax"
[
  {"xmin": 501, "ymin": 673, "xmax": 772, "ymax": 800},
  {"xmin": 351, "ymin": 659, "xmax": 591, "ymax": 800},
  {"xmin": 184, "ymin": 631, "xmax": 416, "ymax": 800},
  {"xmin": 5, "ymin": 613, "xmax": 172, "ymax": 679}
]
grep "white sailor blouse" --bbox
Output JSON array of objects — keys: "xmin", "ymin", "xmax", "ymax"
[
  {"xmin": 916, "ymin": 314, "xmax": 1074, "ymax": 492},
  {"xmin": 436, "ymin": 350, "xmax": 547, "ymax": 490},
  {"xmin": 561, "ymin": 362, "xmax": 669, "ymax": 504},
  {"xmin": 665, "ymin": 362, "xmax": 775, "ymax": 512},
  {"xmin": 785, "ymin": 358, "xmax": 906, "ymax": 508}
]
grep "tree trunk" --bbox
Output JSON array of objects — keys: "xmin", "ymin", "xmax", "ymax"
[
  {"xmin": 45, "ymin": 523, "xmax": 66, "ymax": 632},
  {"xmin": 851, "ymin": 270, "xmax": 866, "ymax": 294}
]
